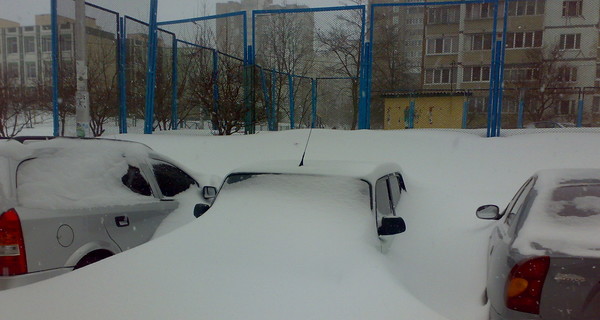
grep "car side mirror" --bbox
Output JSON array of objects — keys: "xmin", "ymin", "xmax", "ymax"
[
  {"xmin": 194, "ymin": 203, "xmax": 210, "ymax": 218},
  {"xmin": 378, "ymin": 217, "xmax": 406, "ymax": 236},
  {"xmin": 476, "ymin": 205, "xmax": 501, "ymax": 220},
  {"xmin": 202, "ymin": 186, "xmax": 217, "ymax": 200}
]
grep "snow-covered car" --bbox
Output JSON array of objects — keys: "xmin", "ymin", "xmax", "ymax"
[
  {"xmin": 476, "ymin": 169, "xmax": 600, "ymax": 320},
  {"xmin": 196, "ymin": 160, "xmax": 408, "ymax": 242},
  {"xmin": 0, "ymin": 137, "xmax": 215, "ymax": 290}
]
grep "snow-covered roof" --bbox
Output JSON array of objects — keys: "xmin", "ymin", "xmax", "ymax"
[
  {"xmin": 228, "ymin": 160, "xmax": 402, "ymax": 185},
  {"xmin": 514, "ymin": 168, "xmax": 600, "ymax": 257}
]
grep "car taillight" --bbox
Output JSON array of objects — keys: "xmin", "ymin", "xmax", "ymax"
[
  {"xmin": 505, "ymin": 256, "xmax": 550, "ymax": 315},
  {"xmin": 0, "ymin": 209, "xmax": 27, "ymax": 276}
]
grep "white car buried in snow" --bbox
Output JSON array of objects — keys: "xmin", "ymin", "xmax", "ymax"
[
  {"xmin": 0, "ymin": 137, "xmax": 216, "ymax": 290},
  {"xmin": 196, "ymin": 160, "xmax": 408, "ymax": 243}
]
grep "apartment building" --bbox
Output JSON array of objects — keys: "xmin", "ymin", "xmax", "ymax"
[
  {"xmin": 373, "ymin": 0, "xmax": 600, "ymax": 125},
  {"xmin": 0, "ymin": 14, "xmax": 112, "ymax": 89}
]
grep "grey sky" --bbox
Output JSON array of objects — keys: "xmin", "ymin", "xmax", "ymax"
[{"xmin": 0, "ymin": 0, "xmax": 349, "ymax": 26}]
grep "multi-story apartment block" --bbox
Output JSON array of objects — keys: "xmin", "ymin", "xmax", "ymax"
[
  {"xmin": 0, "ymin": 14, "xmax": 111, "ymax": 89},
  {"xmin": 373, "ymin": 0, "xmax": 600, "ymax": 126}
]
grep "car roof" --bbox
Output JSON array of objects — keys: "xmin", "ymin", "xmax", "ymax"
[
  {"xmin": 513, "ymin": 168, "xmax": 600, "ymax": 257},
  {"xmin": 0, "ymin": 137, "xmax": 152, "ymax": 162},
  {"xmin": 228, "ymin": 160, "xmax": 402, "ymax": 185}
]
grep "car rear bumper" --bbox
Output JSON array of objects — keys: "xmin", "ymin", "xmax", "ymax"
[{"xmin": 0, "ymin": 268, "xmax": 71, "ymax": 290}]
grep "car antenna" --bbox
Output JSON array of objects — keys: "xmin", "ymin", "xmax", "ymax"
[{"xmin": 299, "ymin": 126, "xmax": 313, "ymax": 167}]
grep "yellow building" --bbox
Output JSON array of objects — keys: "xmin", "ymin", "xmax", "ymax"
[{"xmin": 382, "ymin": 91, "xmax": 471, "ymax": 129}]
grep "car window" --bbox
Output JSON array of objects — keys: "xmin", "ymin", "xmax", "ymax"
[
  {"xmin": 505, "ymin": 178, "xmax": 534, "ymax": 226},
  {"xmin": 151, "ymin": 160, "xmax": 196, "ymax": 197},
  {"xmin": 121, "ymin": 165, "xmax": 152, "ymax": 196}
]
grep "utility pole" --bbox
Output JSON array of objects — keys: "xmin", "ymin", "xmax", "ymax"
[{"xmin": 75, "ymin": 0, "xmax": 90, "ymax": 137}]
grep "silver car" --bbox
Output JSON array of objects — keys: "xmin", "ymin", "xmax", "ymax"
[
  {"xmin": 0, "ymin": 137, "xmax": 214, "ymax": 290},
  {"xmin": 477, "ymin": 169, "xmax": 600, "ymax": 319}
]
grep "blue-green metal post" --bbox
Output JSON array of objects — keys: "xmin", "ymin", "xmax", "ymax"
[
  {"xmin": 171, "ymin": 37, "xmax": 178, "ymax": 130},
  {"xmin": 144, "ymin": 0, "xmax": 159, "ymax": 134},
  {"xmin": 462, "ymin": 100, "xmax": 469, "ymax": 129},
  {"xmin": 408, "ymin": 99, "xmax": 415, "ymax": 129},
  {"xmin": 517, "ymin": 89, "xmax": 525, "ymax": 129},
  {"xmin": 577, "ymin": 88, "xmax": 584, "ymax": 127},
  {"xmin": 118, "ymin": 16, "xmax": 127, "ymax": 133},
  {"xmin": 271, "ymin": 70, "xmax": 277, "ymax": 131},
  {"xmin": 289, "ymin": 74, "xmax": 295, "ymax": 129},
  {"xmin": 212, "ymin": 50, "xmax": 219, "ymax": 130},
  {"xmin": 311, "ymin": 78, "xmax": 317, "ymax": 128},
  {"xmin": 51, "ymin": 0, "xmax": 59, "ymax": 136}
]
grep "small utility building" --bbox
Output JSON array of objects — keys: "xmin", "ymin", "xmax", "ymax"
[{"xmin": 382, "ymin": 91, "xmax": 472, "ymax": 130}]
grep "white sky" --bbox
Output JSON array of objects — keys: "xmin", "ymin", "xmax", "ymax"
[{"xmin": 0, "ymin": 0, "xmax": 349, "ymax": 25}]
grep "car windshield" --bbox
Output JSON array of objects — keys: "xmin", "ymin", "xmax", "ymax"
[{"xmin": 222, "ymin": 173, "xmax": 371, "ymax": 212}]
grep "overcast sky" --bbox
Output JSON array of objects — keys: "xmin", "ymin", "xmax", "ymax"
[{"xmin": 0, "ymin": 0, "xmax": 350, "ymax": 25}]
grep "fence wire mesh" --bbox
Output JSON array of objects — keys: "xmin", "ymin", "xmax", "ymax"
[
  {"xmin": 253, "ymin": 7, "xmax": 365, "ymax": 130},
  {"xmin": 4, "ymin": 0, "xmax": 600, "ymax": 137}
]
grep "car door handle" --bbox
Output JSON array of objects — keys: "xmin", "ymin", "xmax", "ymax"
[{"xmin": 115, "ymin": 216, "xmax": 130, "ymax": 227}]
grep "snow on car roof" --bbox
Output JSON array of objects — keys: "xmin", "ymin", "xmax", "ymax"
[
  {"xmin": 514, "ymin": 168, "xmax": 600, "ymax": 257},
  {"xmin": 228, "ymin": 160, "xmax": 402, "ymax": 184},
  {"xmin": 1, "ymin": 138, "xmax": 156, "ymax": 210}
]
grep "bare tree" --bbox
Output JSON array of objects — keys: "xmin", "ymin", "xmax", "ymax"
[
  {"xmin": 505, "ymin": 45, "xmax": 576, "ymax": 123},
  {"xmin": 315, "ymin": 4, "xmax": 364, "ymax": 129},
  {"xmin": 256, "ymin": 9, "xmax": 316, "ymax": 129}
]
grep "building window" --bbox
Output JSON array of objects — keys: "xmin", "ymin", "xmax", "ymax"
[
  {"xmin": 405, "ymin": 39, "xmax": 422, "ymax": 47},
  {"xmin": 554, "ymin": 100, "xmax": 576, "ymax": 115},
  {"xmin": 559, "ymin": 34, "xmax": 581, "ymax": 50},
  {"xmin": 562, "ymin": 1, "xmax": 583, "ymax": 17},
  {"xmin": 467, "ymin": 33, "xmax": 493, "ymax": 51},
  {"xmin": 6, "ymin": 37, "xmax": 18, "ymax": 54},
  {"xmin": 466, "ymin": 3, "xmax": 494, "ymax": 19},
  {"xmin": 468, "ymin": 96, "xmax": 488, "ymax": 113},
  {"xmin": 427, "ymin": 5, "xmax": 460, "ymax": 24},
  {"xmin": 60, "ymin": 22, "xmax": 71, "ymax": 29},
  {"xmin": 407, "ymin": 7, "xmax": 423, "ymax": 14},
  {"xmin": 42, "ymin": 35, "xmax": 52, "ymax": 52},
  {"xmin": 425, "ymin": 68, "xmax": 456, "ymax": 84},
  {"xmin": 558, "ymin": 67, "xmax": 577, "ymax": 82},
  {"xmin": 24, "ymin": 36, "xmax": 36, "ymax": 53},
  {"xmin": 463, "ymin": 66, "xmax": 490, "ymax": 82},
  {"xmin": 506, "ymin": 31, "xmax": 543, "ymax": 48},
  {"xmin": 60, "ymin": 34, "xmax": 72, "ymax": 52},
  {"xmin": 505, "ymin": 67, "xmax": 539, "ymax": 81},
  {"xmin": 25, "ymin": 62, "xmax": 37, "ymax": 79},
  {"xmin": 24, "ymin": 26, "xmax": 34, "ymax": 32},
  {"xmin": 7, "ymin": 27, "xmax": 17, "ymax": 33},
  {"xmin": 7, "ymin": 63, "xmax": 19, "ymax": 79},
  {"xmin": 393, "ymin": 16, "xmax": 399, "ymax": 25},
  {"xmin": 508, "ymin": 0, "xmax": 544, "ymax": 16},
  {"xmin": 593, "ymin": 96, "xmax": 600, "ymax": 113},
  {"xmin": 426, "ymin": 36, "xmax": 458, "ymax": 54},
  {"xmin": 406, "ymin": 18, "xmax": 423, "ymax": 25}
]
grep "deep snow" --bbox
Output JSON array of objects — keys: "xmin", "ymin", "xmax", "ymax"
[{"xmin": 2, "ymin": 128, "xmax": 600, "ymax": 320}]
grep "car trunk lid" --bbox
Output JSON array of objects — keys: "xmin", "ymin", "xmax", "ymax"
[{"xmin": 541, "ymin": 257, "xmax": 600, "ymax": 319}]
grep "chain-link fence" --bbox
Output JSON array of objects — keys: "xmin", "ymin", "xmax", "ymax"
[
  {"xmin": 3, "ymin": 0, "xmax": 600, "ymax": 137},
  {"xmin": 252, "ymin": 6, "xmax": 366, "ymax": 131}
]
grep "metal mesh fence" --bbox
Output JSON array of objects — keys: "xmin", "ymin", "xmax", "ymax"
[
  {"xmin": 6, "ymin": 0, "xmax": 599, "ymax": 136},
  {"xmin": 253, "ymin": 6, "xmax": 365, "ymax": 130},
  {"xmin": 372, "ymin": 1, "xmax": 497, "ymax": 130},
  {"xmin": 123, "ymin": 16, "xmax": 149, "ymax": 133},
  {"xmin": 158, "ymin": 13, "xmax": 246, "ymax": 135}
]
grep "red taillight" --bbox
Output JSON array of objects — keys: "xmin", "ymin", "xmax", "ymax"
[
  {"xmin": 0, "ymin": 209, "xmax": 28, "ymax": 276},
  {"xmin": 505, "ymin": 256, "xmax": 550, "ymax": 314}
]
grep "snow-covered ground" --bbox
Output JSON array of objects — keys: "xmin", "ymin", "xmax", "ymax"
[{"xmin": 2, "ymin": 127, "xmax": 600, "ymax": 319}]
